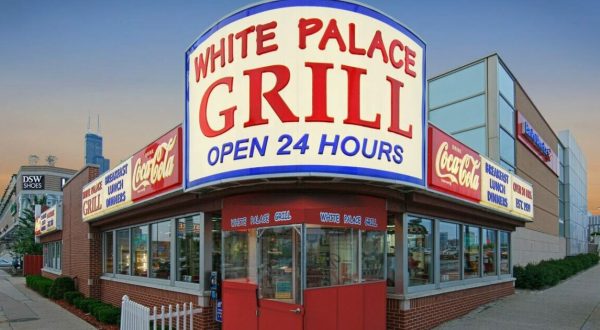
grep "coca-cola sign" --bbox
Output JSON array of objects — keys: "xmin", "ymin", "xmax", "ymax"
[
  {"xmin": 428, "ymin": 126, "xmax": 481, "ymax": 202},
  {"xmin": 132, "ymin": 126, "xmax": 182, "ymax": 202}
]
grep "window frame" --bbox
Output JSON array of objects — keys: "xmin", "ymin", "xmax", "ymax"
[
  {"xmin": 42, "ymin": 241, "xmax": 62, "ymax": 273},
  {"xmin": 102, "ymin": 212, "xmax": 207, "ymax": 291},
  {"xmin": 401, "ymin": 213, "xmax": 513, "ymax": 295}
]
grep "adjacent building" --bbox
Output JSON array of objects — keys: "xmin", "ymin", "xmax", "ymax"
[
  {"xmin": 590, "ymin": 215, "xmax": 600, "ymax": 238},
  {"xmin": 0, "ymin": 166, "xmax": 77, "ymax": 244},
  {"xmin": 429, "ymin": 54, "xmax": 565, "ymax": 266},
  {"xmin": 558, "ymin": 130, "xmax": 588, "ymax": 255}
]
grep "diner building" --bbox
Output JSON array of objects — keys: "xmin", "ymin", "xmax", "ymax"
[{"xmin": 31, "ymin": 1, "xmax": 584, "ymax": 329}]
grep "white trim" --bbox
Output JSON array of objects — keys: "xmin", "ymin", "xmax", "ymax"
[
  {"xmin": 42, "ymin": 268, "xmax": 62, "ymax": 276},
  {"xmin": 100, "ymin": 276, "xmax": 210, "ymax": 303}
]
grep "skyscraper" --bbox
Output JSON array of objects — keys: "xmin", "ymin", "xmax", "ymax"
[{"xmin": 85, "ymin": 116, "xmax": 110, "ymax": 173}]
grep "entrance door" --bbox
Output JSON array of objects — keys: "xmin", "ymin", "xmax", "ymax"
[{"xmin": 257, "ymin": 226, "xmax": 303, "ymax": 330}]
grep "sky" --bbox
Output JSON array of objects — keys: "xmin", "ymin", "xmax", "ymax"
[{"xmin": 1, "ymin": 0, "xmax": 599, "ymax": 213}]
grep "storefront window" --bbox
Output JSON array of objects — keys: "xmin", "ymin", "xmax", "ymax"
[
  {"xmin": 440, "ymin": 222, "xmax": 460, "ymax": 282},
  {"xmin": 132, "ymin": 225, "xmax": 148, "ymax": 277},
  {"xmin": 483, "ymin": 229, "xmax": 497, "ymax": 276},
  {"xmin": 386, "ymin": 217, "xmax": 396, "ymax": 287},
  {"xmin": 362, "ymin": 230, "xmax": 385, "ymax": 281},
  {"xmin": 151, "ymin": 221, "xmax": 171, "ymax": 280},
  {"xmin": 464, "ymin": 226, "xmax": 480, "ymax": 279},
  {"xmin": 177, "ymin": 215, "xmax": 201, "ymax": 283},
  {"xmin": 223, "ymin": 231, "xmax": 249, "ymax": 280},
  {"xmin": 407, "ymin": 217, "xmax": 433, "ymax": 286},
  {"xmin": 43, "ymin": 241, "xmax": 62, "ymax": 271},
  {"xmin": 306, "ymin": 227, "xmax": 358, "ymax": 288},
  {"xmin": 500, "ymin": 231, "xmax": 510, "ymax": 274},
  {"xmin": 258, "ymin": 226, "xmax": 301, "ymax": 304},
  {"xmin": 104, "ymin": 231, "xmax": 113, "ymax": 274},
  {"xmin": 116, "ymin": 229, "xmax": 130, "ymax": 275}
]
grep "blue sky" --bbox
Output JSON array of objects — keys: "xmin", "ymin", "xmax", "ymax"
[{"xmin": 1, "ymin": 0, "xmax": 599, "ymax": 209}]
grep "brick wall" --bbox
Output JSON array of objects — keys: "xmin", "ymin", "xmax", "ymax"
[
  {"xmin": 61, "ymin": 166, "xmax": 99, "ymax": 296},
  {"xmin": 41, "ymin": 270, "xmax": 60, "ymax": 280},
  {"xmin": 101, "ymin": 280, "xmax": 220, "ymax": 329},
  {"xmin": 387, "ymin": 282, "xmax": 514, "ymax": 330}
]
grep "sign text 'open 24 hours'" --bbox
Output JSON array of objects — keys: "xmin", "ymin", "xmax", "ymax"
[{"xmin": 185, "ymin": 1, "xmax": 425, "ymax": 190}]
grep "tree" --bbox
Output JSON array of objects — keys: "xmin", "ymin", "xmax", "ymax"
[{"xmin": 10, "ymin": 196, "xmax": 46, "ymax": 256}]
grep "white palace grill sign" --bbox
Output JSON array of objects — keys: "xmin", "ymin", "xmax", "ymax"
[{"xmin": 185, "ymin": 0, "xmax": 426, "ymax": 191}]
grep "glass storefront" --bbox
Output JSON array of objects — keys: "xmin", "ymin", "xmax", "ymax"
[
  {"xmin": 407, "ymin": 217, "xmax": 433, "ymax": 286},
  {"xmin": 306, "ymin": 227, "xmax": 359, "ymax": 288},
  {"xmin": 440, "ymin": 221, "xmax": 460, "ymax": 282},
  {"xmin": 132, "ymin": 225, "xmax": 149, "ymax": 277},
  {"xmin": 176, "ymin": 216, "xmax": 200, "ymax": 283},
  {"xmin": 464, "ymin": 225, "xmax": 480, "ymax": 279},
  {"xmin": 151, "ymin": 221, "xmax": 171, "ymax": 280}
]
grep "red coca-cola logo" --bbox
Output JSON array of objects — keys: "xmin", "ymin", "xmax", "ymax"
[
  {"xmin": 131, "ymin": 127, "xmax": 182, "ymax": 201},
  {"xmin": 428, "ymin": 126, "xmax": 482, "ymax": 202}
]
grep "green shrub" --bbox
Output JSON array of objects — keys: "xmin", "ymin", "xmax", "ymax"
[
  {"xmin": 64, "ymin": 291, "xmax": 84, "ymax": 305},
  {"xmin": 76, "ymin": 298, "xmax": 102, "ymax": 313},
  {"xmin": 98, "ymin": 306, "xmax": 121, "ymax": 324},
  {"xmin": 48, "ymin": 277, "xmax": 75, "ymax": 300},
  {"xmin": 73, "ymin": 297, "xmax": 85, "ymax": 309},
  {"xmin": 90, "ymin": 302, "xmax": 111, "ymax": 319},
  {"xmin": 25, "ymin": 275, "xmax": 54, "ymax": 297},
  {"xmin": 514, "ymin": 253, "xmax": 599, "ymax": 290}
]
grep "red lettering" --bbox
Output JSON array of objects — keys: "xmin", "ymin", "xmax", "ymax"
[
  {"xmin": 404, "ymin": 45, "xmax": 417, "ymax": 77},
  {"xmin": 318, "ymin": 19, "xmax": 346, "ymax": 52},
  {"xmin": 194, "ymin": 48, "xmax": 210, "ymax": 83},
  {"xmin": 256, "ymin": 21, "xmax": 278, "ymax": 55},
  {"xmin": 305, "ymin": 62, "xmax": 334, "ymax": 123},
  {"xmin": 298, "ymin": 18, "xmax": 323, "ymax": 49},
  {"xmin": 342, "ymin": 65, "xmax": 380, "ymax": 129},
  {"xmin": 199, "ymin": 77, "xmax": 237, "ymax": 137},
  {"xmin": 227, "ymin": 33, "xmax": 234, "ymax": 63},
  {"xmin": 389, "ymin": 39, "xmax": 404, "ymax": 69},
  {"xmin": 210, "ymin": 38, "xmax": 225, "ymax": 73},
  {"xmin": 348, "ymin": 23, "xmax": 366, "ymax": 55},
  {"xmin": 367, "ymin": 30, "xmax": 388, "ymax": 63},
  {"xmin": 243, "ymin": 65, "xmax": 298, "ymax": 127},
  {"xmin": 386, "ymin": 76, "xmax": 412, "ymax": 138},
  {"xmin": 235, "ymin": 26, "xmax": 256, "ymax": 59}
]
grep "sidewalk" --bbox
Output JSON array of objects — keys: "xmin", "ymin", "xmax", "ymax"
[
  {"xmin": 0, "ymin": 269, "xmax": 94, "ymax": 330},
  {"xmin": 437, "ymin": 264, "xmax": 600, "ymax": 330}
]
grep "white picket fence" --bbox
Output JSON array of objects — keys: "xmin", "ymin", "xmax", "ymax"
[{"xmin": 120, "ymin": 295, "xmax": 199, "ymax": 330}]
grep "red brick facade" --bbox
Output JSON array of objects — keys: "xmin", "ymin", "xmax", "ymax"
[
  {"xmin": 386, "ymin": 281, "xmax": 514, "ymax": 330},
  {"xmin": 61, "ymin": 165, "xmax": 99, "ymax": 296}
]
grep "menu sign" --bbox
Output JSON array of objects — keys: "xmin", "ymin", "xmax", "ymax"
[
  {"xmin": 35, "ymin": 205, "xmax": 61, "ymax": 236},
  {"xmin": 428, "ymin": 126, "xmax": 481, "ymax": 201},
  {"xmin": 82, "ymin": 159, "xmax": 133, "ymax": 221},
  {"xmin": 511, "ymin": 175, "xmax": 534, "ymax": 218},
  {"xmin": 480, "ymin": 156, "xmax": 511, "ymax": 212},
  {"xmin": 132, "ymin": 127, "xmax": 182, "ymax": 202}
]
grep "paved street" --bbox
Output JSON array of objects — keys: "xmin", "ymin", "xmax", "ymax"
[
  {"xmin": 437, "ymin": 264, "xmax": 600, "ymax": 330},
  {"xmin": 0, "ymin": 269, "xmax": 94, "ymax": 330}
]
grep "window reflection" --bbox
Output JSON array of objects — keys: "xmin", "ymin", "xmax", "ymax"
[
  {"xmin": 483, "ymin": 229, "xmax": 497, "ymax": 276},
  {"xmin": 362, "ymin": 230, "xmax": 385, "ymax": 281},
  {"xmin": 408, "ymin": 217, "xmax": 433, "ymax": 286},
  {"xmin": 440, "ymin": 222, "xmax": 460, "ymax": 282},
  {"xmin": 151, "ymin": 221, "xmax": 171, "ymax": 280},
  {"xmin": 132, "ymin": 225, "xmax": 148, "ymax": 277},
  {"xmin": 464, "ymin": 226, "xmax": 480, "ymax": 279},
  {"xmin": 176, "ymin": 216, "xmax": 200, "ymax": 283},
  {"xmin": 104, "ymin": 232, "xmax": 113, "ymax": 274},
  {"xmin": 116, "ymin": 229, "xmax": 130, "ymax": 275},
  {"xmin": 500, "ymin": 231, "xmax": 510, "ymax": 274},
  {"xmin": 306, "ymin": 227, "xmax": 358, "ymax": 288}
]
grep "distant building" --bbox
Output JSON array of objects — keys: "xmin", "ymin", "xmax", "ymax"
[
  {"xmin": 590, "ymin": 215, "xmax": 600, "ymax": 238},
  {"xmin": 558, "ymin": 130, "xmax": 588, "ymax": 255},
  {"xmin": 0, "ymin": 165, "xmax": 77, "ymax": 243},
  {"xmin": 85, "ymin": 132, "xmax": 110, "ymax": 173}
]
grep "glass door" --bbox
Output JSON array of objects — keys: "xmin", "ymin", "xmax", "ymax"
[{"xmin": 257, "ymin": 225, "xmax": 303, "ymax": 330}]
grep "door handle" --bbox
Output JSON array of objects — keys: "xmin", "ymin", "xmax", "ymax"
[{"xmin": 289, "ymin": 307, "xmax": 301, "ymax": 314}]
